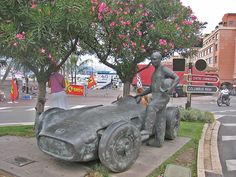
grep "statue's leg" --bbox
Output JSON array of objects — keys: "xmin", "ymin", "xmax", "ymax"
[
  {"xmin": 147, "ymin": 107, "xmax": 166, "ymax": 147},
  {"xmin": 143, "ymin": 100, "xmax": 158, "ymax": 135}
]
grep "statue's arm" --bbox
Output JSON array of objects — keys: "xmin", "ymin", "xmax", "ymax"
[{"xmin": 163, "ymin": 66, "xmax": 180, "ymax": 91}]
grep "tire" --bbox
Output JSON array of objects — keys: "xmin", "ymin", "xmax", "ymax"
[
  {"xmin": 98, "ymin": 121, "xmax": 141, "ymax": 172},
  {"xmin": 35, "ymin": 107, "xmax": 64, "ymax": 136},
  {"xmin": 165, "ymin": 107, "xmax": 180, "ymax": 140},
  {"xmin": 217, "ymin": 98, "xmax": 222, "ymax": 107},
  {"xmin": 226, "ymin": 99, "xmax": 230, "ymax": 106}
]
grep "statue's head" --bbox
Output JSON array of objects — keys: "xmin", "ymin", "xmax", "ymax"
[{"xmin": 150, "ymin": 51, "xmax": 162, "ymax": 67}]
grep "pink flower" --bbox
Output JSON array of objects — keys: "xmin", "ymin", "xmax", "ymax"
[
  {"xmin": 40, "ymin": 48, "xmax": 46, "ymax": 54},
  {"xmin": 131, "ymin": 41, "xmax": 137, "ymax": 47},
  {"xmin": 13, "ymin": 42, "xmax": 18, "ymax": 46},
  {"xmin": 48, "ymin": 53, "xmax": 52, "ymax": 59},
  {"xmin": 110, "ymin": 21, "xmax": 115, "ymax": 27},
  {"xmin": 90, "ymin": 0, "xmax": 98, "ymax": 5},
  {"xmin": 31, "ymin": 3, "xmax": 37, "ymax": 9},
  {"xmin": 191, "ymin": 15, "xmax": 197, "ymax": 21},
  {"xmin": 123, "ymin": 42, "xmax": 129, "ymax": 48},
  {"xmin": 143, "ymin": 12, "xmax": 148, "ymax": 16},
  {"xmin": 137, "ymin": 31, "xmax": 142, "ymax": 36},
  {"xmin": 182, "ymin": 21, "xmax": 193, "ymax": 25},
  {"xmin": 159, "ymin": 39, "xmax": 167, "ymax": 46},
  {"xmin": 98, "ymin": 2, "xmax": 107, "ymax": 13},
  {"xmin": 16, "ymin": 33, "xmax": 24, "ymax": 40},
  {"xmin": 98, "ymin": 13, "xmax": 103, "ymax": 21},
  {"xmin": 118, "ymin": 34, "xmax": 126, "ymax": 39},
  {"xmin": 169, "ymin": 42, "xmax": 174, "ymax": 48},
  {"xmin": 139, "ymin": 4, "xmax": 143, "ymax": 8},
  {"xmin": 149, "ymin": 24, "xmax": 155, "ymax": 29}
]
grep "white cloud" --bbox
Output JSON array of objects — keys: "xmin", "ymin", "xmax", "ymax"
[{"xmin": 181, "ymin": 0, "xmax": 236, "ymax": 33}]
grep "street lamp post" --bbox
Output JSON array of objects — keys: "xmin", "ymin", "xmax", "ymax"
[{"xmin": 185, "ymin": 62, "xmax": 192, "ymax": 109}]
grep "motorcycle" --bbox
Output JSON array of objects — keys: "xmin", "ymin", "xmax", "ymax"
[{"xmin": 217, "ymin": 93, "xmax": 230, "ymax": 106}]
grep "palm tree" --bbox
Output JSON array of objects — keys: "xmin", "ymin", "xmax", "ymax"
[{"xmin": 65, "ymin": 54, "xmax": 92, "ymax": 85}]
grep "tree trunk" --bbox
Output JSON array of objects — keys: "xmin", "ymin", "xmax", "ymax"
[
  {"xmin": 35, "ymin": 81, "xmax": 47, "ymax": 117},
  {"xmin": 123, "ymin": 81, "xmax": 131, "ymax": 97},
  {"xmin": 74, "ymin": 66, "xmax": 77, "ymax": 85}
]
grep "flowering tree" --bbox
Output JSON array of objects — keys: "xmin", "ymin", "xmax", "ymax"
[
  {"xmin": 81, "ymin": 0, "xmax": 205, "ymax": 96},
  {"xmin": 0, "ymin": 0, "xmax": 91, "ymax": 114}
]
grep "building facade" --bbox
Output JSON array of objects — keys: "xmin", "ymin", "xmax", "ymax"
[{"xmin": 197, "ymin": 13, "xmax": 236, "ymax": 86}]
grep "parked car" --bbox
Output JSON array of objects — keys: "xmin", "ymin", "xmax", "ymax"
[
  {"xmin": 172, "ymin": 84, "xmax": 187, "ymax": 97},
  {"xmin": 35, "ymin": 96, "xmax": 180, "ymax": 172}
]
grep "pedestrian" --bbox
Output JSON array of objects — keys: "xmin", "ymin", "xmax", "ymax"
[
  {"xmin": 48, "ymin": 70, "xmax": 69, "ymax": 109},
  {"xmin": 135, "ymin": 51, "xmax": 179, "ymax": 147}
]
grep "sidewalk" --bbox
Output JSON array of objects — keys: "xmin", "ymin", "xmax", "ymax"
[{"xmin": 0, "ymin": 136, "xmax": 190, "ymax": 177}]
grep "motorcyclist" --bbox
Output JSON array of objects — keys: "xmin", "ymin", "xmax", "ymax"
[{"xmin": 220, "ymin": 85, "xmax": 230, "ymax": 100}]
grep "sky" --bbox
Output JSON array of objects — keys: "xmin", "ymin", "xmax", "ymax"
[{"xmin": 181, "ymin": 0, "xmax": 236, "ymax": 34}]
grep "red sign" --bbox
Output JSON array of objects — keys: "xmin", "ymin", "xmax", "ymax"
[
  {"xmin": 66, "ymin": 85, "xmax": 84, "ymax": 96},
  {"xmin": 187, "ymin": 74, "xmax": 219, "ymax": 83}
]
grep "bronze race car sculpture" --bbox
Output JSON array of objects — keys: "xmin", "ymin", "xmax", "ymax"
[{"xmin": 35, "ymin": 96, "xmax": 180, "ymax": 172}]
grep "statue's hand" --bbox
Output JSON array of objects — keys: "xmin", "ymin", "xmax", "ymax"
[{"xmin": 160, "ymin": 87, "xmax": 172, "ymax": 94}]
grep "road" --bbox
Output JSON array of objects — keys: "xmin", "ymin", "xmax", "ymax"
[
  {"xmin": 191, "ymin": 95, "xmax": 236, "ymax": 177},
  {"xmin": 0, "ymin": 90, "xmax": 236, "ymax": 177}
]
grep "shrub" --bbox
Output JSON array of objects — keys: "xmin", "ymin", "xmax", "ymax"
[{"xmin": 179, "ymin": 107, "xmax": 215, "ymax": 123}]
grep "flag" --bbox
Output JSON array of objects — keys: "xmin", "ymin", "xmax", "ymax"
[
  {"xmin": 136, "ymin": 73, "xmax": 143, "ymax": 88},
  {"xmin": 87, "ymin": 74, "xmax": 96, "ymax": 89},
  {"xmin": 10, "ymin": 79, "xmax": 18, "ymax": 101}
]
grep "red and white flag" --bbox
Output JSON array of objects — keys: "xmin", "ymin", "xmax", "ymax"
[
  {"xmin": 87, "ymin": 74, "xmax": 96, "ymax": 89},
  {"xmin": 136, "ymin": 73, "xmax": 143, "ymax": 88}
]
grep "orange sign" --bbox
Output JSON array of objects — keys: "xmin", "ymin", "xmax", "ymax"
[{"xmin": 66, "ymin": 85, "xmax": 84, "ymax": 96}]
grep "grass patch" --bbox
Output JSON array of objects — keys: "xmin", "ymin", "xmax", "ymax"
[
  {"xmin": 148, "ymin": 121, "xmax": 204, "ymax": 177},
  {"xmin": 0, "ymin": 125, "xmax": 35, "ymax": 137},
  {"xmin": 84, "ymin": 164, "xmax": 110, "ymax": 177}
]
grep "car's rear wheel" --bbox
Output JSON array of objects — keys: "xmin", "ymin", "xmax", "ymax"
[
  {"xmin": 165, "ymin": 107, "xmax": 180, "ymax": 140},
  {"xmin": 98, "ymin": 121, "xmax": 141, "ymax": 172}
]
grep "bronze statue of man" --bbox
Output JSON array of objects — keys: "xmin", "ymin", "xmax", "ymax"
[{"xmin": 136, "ymin": 51, "xmax": 179, "ymax": 147}]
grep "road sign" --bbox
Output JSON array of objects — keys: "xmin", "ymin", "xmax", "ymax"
[
  {"xmin": 184, "ymin": 85, "xmax": 219, "ymax": 93},
  {"xmin": 186, "ymin": 74, "xmax": 219, "ymax": 83}
]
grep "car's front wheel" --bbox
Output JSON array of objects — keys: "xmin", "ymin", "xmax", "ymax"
[{"xmin": 98, "ymin": 121, "xmax": 141, "ymax": 172}]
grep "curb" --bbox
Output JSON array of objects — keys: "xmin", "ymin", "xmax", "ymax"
[
  {"xmin": 197, "ymin": 120, "xmax": 223, "ymax": 177},
  {"xmin": 0, "ymin": 122, "xmax": 34, "ymax": 127}
]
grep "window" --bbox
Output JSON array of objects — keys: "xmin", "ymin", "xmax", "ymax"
[
  {"xmin": 209, "ymin": 57, "xmax": 213, "ymax": 64},
  {"xmin": 215, "ymin": 56, "xmax": 217, "ymax": 64},
  {"xmin": 215, "ymin": 44, "xmax": 218, "ymax": 51},
  {"xmin": 228, "ymin": 21, "xmax": 234, "ymax": 26},
  {"xmin": 216, "ymin": 34, "xmax": 218, "ymax": 40}
]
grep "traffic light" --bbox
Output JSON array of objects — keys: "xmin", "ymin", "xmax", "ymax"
[{"xmin": 173, "ymin": 58, "xmax": 185, "ymax": 71}]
